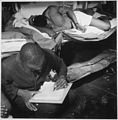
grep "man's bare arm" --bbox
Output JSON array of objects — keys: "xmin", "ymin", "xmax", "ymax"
[
  {"xmin": 65, "ymin": 8, "xmax": 86, "ymax": 32},
  {"xmin": 35, "ymin": 26, "xmax": 56, "ymax": 37}
]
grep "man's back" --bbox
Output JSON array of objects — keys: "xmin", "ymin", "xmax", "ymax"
[{"xmin": 2, "ymin": 54, "xmax": 39, "ymax": 91}]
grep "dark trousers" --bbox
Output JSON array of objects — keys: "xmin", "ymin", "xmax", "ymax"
[{"xmin": 12, "ymin": 95, "xmax": 69, "ymax": 118}]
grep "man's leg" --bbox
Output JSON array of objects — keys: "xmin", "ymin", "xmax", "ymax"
[{"xmin": 90, "ymin": 17, "xmax": 111, "ymax": 31}]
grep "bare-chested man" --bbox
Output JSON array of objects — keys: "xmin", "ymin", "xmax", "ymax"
[
  {"xmin": 42, "ymin": 5, "xmax": 111, "ymax": 32},
  {"xmin": 29, "ymin": 5, "xmax": 111, "ymax": 36}
]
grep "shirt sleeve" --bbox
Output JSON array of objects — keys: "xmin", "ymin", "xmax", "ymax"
[
  {"xmin": 46, "ymin": 49, "xmax": 67, "ymax": 77},
  {"xmin": 2, "ymin": 63, "xmax": 18, "ymax": 101}
]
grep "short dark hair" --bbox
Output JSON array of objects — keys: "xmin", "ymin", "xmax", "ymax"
[
  {"xmin": 33, "ymin": 15, "xmax": 47, "ymax": 27},
  {"xmin": 20, "ymin": 42, "xmax": 45, "ymax": 66}
]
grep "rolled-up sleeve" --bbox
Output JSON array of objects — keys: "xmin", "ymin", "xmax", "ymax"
[{"xmin": 47, "ymin": 50, "xmax": 67, "ymax": 77}]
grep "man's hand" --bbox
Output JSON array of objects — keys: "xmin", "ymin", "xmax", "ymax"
[
  {"xmin": 75, "ymin": 23, "xmax": 86, "ymax": 33},
  {"xmin": 54, "ymin": 75, "xmax": 68, "ymax": 90},
  {"xmin": 1, "ymin": 105, "xmax": 8, "ymax": 118},
  {"xmin": 17, "ymin": 89, "xmax": 38, "ymax": 111}
]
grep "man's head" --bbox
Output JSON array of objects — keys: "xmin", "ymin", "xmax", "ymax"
[
  {"xmin": 19, "ymin": 42, "xmax": 46, "ymax": 74},
  {"xmin": 29, "ymin": 15, "xmax": 47, "ymax": 27}
]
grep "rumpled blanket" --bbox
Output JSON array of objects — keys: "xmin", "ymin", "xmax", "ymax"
[
  {"xmin": 63, "ymin": 26, "xmax": 104, "ymax": 39},
  {"xmin": 4, "ymin": 17, "xmax": 58, "ymax": 50}
]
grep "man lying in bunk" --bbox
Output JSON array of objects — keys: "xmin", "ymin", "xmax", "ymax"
[{"xmin": 28, "ymin": 5, "xmax": 111, "ymax": 35}]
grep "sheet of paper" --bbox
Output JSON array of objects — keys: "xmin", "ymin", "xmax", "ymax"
[{"xmin": 29, "ymin": 81, "xmax": 72, "ymax": 104}]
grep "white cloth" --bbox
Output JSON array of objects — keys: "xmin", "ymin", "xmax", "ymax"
[
  {"xmin": 74, "ymin": 11, "xmax": 92, "ymax": 26},
  {"xmin": 13, "ymin": 17, "xmax": 51, "ymax": 39}
]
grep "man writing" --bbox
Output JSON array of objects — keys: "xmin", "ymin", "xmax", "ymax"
[{"xmin": 2, "ymin": 42, "xmax": 68, "ymax": 118}]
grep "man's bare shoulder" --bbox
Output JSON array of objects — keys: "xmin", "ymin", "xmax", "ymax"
[
  {"xmin": 43, "ymin": 5, "xmax": 58, "ymax": 15},
  {"xmin": 47, "ymin": 5, "xmax": 58, "ymax": 9}
]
